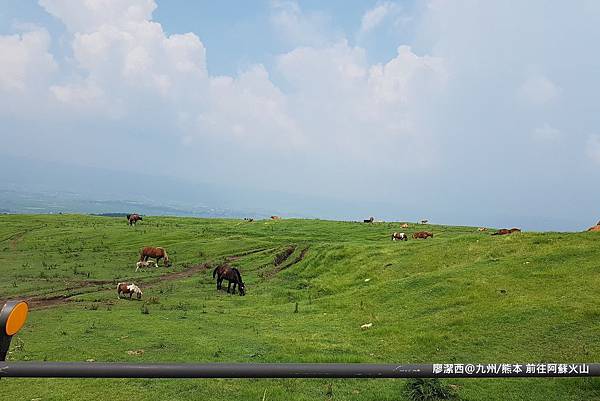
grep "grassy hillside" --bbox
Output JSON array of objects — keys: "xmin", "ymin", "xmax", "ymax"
[{"xmin": 1, "ymin": 214, "xmax": 599, "ymax": 401}]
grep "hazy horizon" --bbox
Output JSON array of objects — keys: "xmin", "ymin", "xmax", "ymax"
[{"xmin": 2, "ymin": 1, "xmax": 600, "ymax": 231}]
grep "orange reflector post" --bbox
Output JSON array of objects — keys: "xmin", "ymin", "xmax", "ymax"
[
  {"xmin": 4, "ymin": 302, "xmax": 28, "ymax": 336},
  {"xmin": 1, "ymin": 300, "xmax": 29, "ymax": 362}
]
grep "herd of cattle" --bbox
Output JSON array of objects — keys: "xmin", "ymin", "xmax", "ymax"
[{"xmin": 116, "ymin": 214, "xmax": 524, "ymax": 300}]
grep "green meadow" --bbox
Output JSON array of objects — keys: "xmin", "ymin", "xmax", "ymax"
[{"xmin": 1, "ymin": 214, "xmax": 600, "ymax": 400}]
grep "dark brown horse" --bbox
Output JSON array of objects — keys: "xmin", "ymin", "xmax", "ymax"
[
  {"xmin": 363, "ymin": 216, "xmax": 374, "ymax": 223},
  {"xmin": 212, "ymin": 264, "xmax": 245, "ymax": 296},
  {"xmin": 492, "ymin": 228, "xmax": 521, "ymax": 236},
  {"xmin": 127, "ymin": 214, "xmax": 143, "ymax": 226},
  {"xmin": 139, "ymin": 246, "xmax": 171, "ymax": 267},
  {"xmin": 413, "ymin": 231, "xmax": 433, "ymax": 239}
]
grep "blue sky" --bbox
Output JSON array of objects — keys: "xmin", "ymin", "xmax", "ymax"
[{"xmin": 1, "ymin": 1, "xmax": 600, "ymax": 230}]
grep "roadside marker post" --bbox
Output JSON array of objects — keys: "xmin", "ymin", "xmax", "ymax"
[{"xmin": 0, "ymin": 300, "xmax": 29, "ymax": 361}]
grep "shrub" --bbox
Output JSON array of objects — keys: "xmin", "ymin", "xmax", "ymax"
[
  {"xmin": 147, "ymin": 296, "xmax": 160, "ymax": 304},
  {"xmin": 405, "ymin": 378, "xmax": 458, "ymax": 401}
]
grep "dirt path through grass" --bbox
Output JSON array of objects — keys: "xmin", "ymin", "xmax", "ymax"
[
  {"xmin": 4, "ymin": 246, "xmax": 276, "ymax": 309},
  {"xmin": 3, "ymin": 262, "xmax": 214, "ymax": 309}
]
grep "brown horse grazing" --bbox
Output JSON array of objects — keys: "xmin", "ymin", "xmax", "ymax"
[
  {"xmin": 413, "ymin": 231, "xmax": 433, "ymax": 239},
  {"xmin": 127, "ymin": 214, "xmax": 143, "ymax": 226},
  {"xmin": 140, "ymin": 246, "xmax": 171, "ymax": 267},
  {"xmin": 212, "ymin": 264, "xmax": 245, "ymax": 296},
  {"xmin": 492, "ymin": 228, "xmax": 521, "ymax": 236}
]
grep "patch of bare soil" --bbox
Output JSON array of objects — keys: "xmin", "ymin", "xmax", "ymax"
[
  {"xmin": 262, "ymin": 246, "xmax": 309, "ymax": 279},
  {"xmin": 274, "ymin": 245, "xmax": 296, "ymax": 266}
]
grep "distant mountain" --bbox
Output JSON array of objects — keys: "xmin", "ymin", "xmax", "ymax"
[
  {"xmin": 0, "ymin": 188, "xmax": 264, "ymax": 218},
  {"xmin": 0, "ymin": 153, "xmax": 379, "ymax": 221}
]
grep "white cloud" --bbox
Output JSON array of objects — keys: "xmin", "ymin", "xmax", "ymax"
[
  {"xmin": 359, "ymin": 2, "xmax": 400, "ymax": 35},
  {"xmin": 269, "ymin": 0, "xmax": 338, "ymax": 47},
  {"xmin": 518, "ymin": 75, "xmax": 560, "ymax": 106},
  {"xmin": 1, "ymin": 0, "xmax": 448, "ymax": 182},
  {"xmin": 532, "ymin": 124, "xmax": 561, "ymax": 142},
  {"xmin": 0, "ymin": 29, "xmax": 56, "ymax": 92},
  {"xmin": 276, "ymin": 42, "xmax": 446, "ymax": 164},
  {"xmin": 39, "ymin": 0, "xmax": 156, "ymax": 33},
  {"xmin": 7, "ymin": 0, "xmax": 600, "ymax": 223},
  {"xmin": 197, "ymin": 65, "xmax": 304, "ymax": 149}
]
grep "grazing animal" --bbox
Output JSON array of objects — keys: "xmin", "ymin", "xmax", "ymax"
[
  {"xmin": 117, "ymin": 282, "xmax": 143, "ymax": 299},
  {"xmin": 477, "ymin": 227, "xmax": 487, "ymax": 232},
  {"xmin": 363, "ymin": 217, "xmax": 374, "ymax": 223},
  {"xmin": 492, "ymin": 228, "xmax": 521, "ymax": 236},
  {"xmin": 420, "ymin": 219, "xmax": 428, "ymax": 224},
  {"xmin": 244, "ymin": 218, "xmax": 254, "ymax": 222},
  {"xmin": 127, "ymin": 213, "xmax": 143, "ymax": 226},
  {"xmin": 135, "ymin": 260, "xmax": 158, "ymax": 272},
  {"xmin": 391, "ymin": 232, "xmax": 408, "ymax": 241},
  {"xmin": 139, "ymin": 246, "xmax": 171, "ymax": 267},
  {"xmin": 212, "ymin": 264, "xmax": 246, "ymax": 296},
  {"xmin": 401, "ymin": 223, "xmax": 409, "ymax": 228},
  {"xmin": 413, "ymin": 231, "xmax": 433, "ymax": 239},
  {"xmin": 270, "ymin": 215, "xmax": 281, "ymax": 220}
]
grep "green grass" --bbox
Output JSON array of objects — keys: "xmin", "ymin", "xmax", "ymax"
[{"xmin": 1, "ymin": 214, "xmax": 600, "ymax": 400}]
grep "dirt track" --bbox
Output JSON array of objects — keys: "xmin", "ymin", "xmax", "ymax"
[
  {"xmin": 4, "ymin": 247, "xmax": 279, "ymax": 310},
  {"xmin": 7, "ymin": 263, "xmax": 212, "ymax": 310}
]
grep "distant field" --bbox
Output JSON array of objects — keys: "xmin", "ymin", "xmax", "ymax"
[{"xmin": 1, "ymin": 214, "xmax": 600, "ymax": 400}]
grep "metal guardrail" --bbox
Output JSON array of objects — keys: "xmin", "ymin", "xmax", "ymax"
[
  {"xmin": 1, "ymin": 362, "xmax": 598, "ymax": 379},
  {"xmin": 2, "ymin": 301, "xmax": 599, "ymax": 380}
]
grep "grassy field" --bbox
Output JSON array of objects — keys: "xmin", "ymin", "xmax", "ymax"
[{"xmin": 1, "ymin": 214, "xmax": 600, "ymax": 400}]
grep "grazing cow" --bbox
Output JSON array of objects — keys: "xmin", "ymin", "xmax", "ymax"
[
  {"xmin": 401, "ymin": 223, "xmax": 409, "ymax": 228},
  {"xmin": 413, "ymin": 231, "xmax": 433, "ymax": 239},
  {"xmin": 135, "ymin": 260, "xmax": 158, "ymax": 272},
  {"xmin": 127, "ymin": 213, "xmax": 143, "ymax": 226},
  {"xmin": 491, "ymin": 228, "xmax": 521, "ymax": 236},
  {"xmin": 117, "ymin": 282, "xmax": 143, "ymax": 299},
  {"xmin": 391, "ymin": 232, "xmax": 408, "ymax": 241},
  {"xmin": 140, "ymin": 246, "xmax": 171, "ymax": 267},
  {"xmin": 212, "ymin": 264, "xmax": 246, "ymax": 296},
  {"xmin": 420, "ymin": 219, "xmax": 428, "ymax": 224},
  {"xmin": 244, "ymin": 218, "xmax": 254, "ymax": 222},
  {"xmin": 270, "ymin": 215, "xmax": 281, "ymax": 220},
  {"xmin": 363, "ymin": 217, "xmax": 374, "ymax": 223},
  {"xmin": 477, "ymin": 227, "xmax": 487, "ymax": 232}
]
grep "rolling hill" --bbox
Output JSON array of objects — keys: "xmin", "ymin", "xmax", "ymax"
[{"xmin": 1, "ymin": 214, "xmax": 599, "ymax": 400}]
